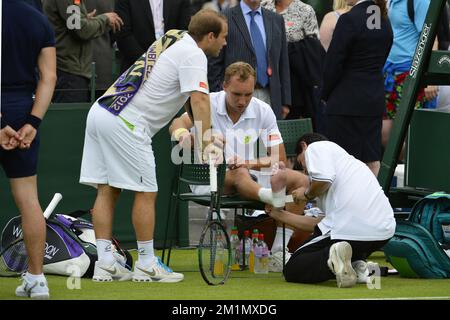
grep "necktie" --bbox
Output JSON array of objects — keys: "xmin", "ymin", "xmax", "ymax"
[{"xmin": 249, "ymin": 11, "xmax": 268, "ymax": 87}]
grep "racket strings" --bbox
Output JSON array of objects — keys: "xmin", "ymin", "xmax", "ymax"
[{"xmin": 0, "ymin": 239, "xmax": 29, "ymax": 276}]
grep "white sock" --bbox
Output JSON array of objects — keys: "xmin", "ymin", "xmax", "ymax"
[
  {"xmin": 137, "ymin": 240, "xmax": 155, "ymax": 266},
  {"xmin": 25, "ymin": 272, "xmax": 45, "ymax": 282},
  {"xmin": 271, "ymin": 227, "xmax": 294, "ymax": 253},
  {"xmin": 258, "ymin": 188, "xmax": 273, "ymax": 205},
  {"xmin": 96, "ymin": 239, "xmax": 115, "ymax": 265}
]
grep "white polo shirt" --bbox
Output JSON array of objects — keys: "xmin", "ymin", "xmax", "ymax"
[
  {"xmin": 306, "ymin": 141, "xmax": 396, "ymax": 241},
  {"xmin": 208, "ymin": 91, "xmax": 283, "ymax": 162},
  {"xmin": 120, "ymin": 34, "xmax": 209, "ymax": 137},
  {"xmin": 190, "ymin": 91, "xmax": 283, "ymax": 193}
]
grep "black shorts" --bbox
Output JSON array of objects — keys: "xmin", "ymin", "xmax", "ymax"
[
  {"xmin": 1, "ymin": 91, "xmax": 40, "ymax": 178},
  {"xmin": 326, "ymin": 114, "xmax": 382, "ymax": 163}
]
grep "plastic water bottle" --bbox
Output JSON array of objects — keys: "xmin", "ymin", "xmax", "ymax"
[
  {"xmin": 230, "ymin": 227, "xmax": 240, "ymax": 271},
  {"xmin": 239, "ymin": 230, "xmax": 251, "ymax": 268},
  {"xmin": 249, "ymin": 229, "xmax": 259, "ymax": 273},
  {"xmin": 213, "ymin": 232, "xmax": 225, "ymax": 276},
  {"xmin": 254, "ymin": 233, "xmax": 269, "ymax": 274}
]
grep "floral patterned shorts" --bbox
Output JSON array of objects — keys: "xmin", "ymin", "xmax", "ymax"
[{"xmin": 384, "ymin": 70, "xmax": 425, "ymax": 120}]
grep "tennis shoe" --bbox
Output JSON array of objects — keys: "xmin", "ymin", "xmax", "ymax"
[
  {"xmin": 268, "ymin": 248, "xmax": 291, "ymax": 272},
  {"xmin": 92, "ymin": 260, "xmax": 133, "ymax": 282},
  {"xmin": 327, "ymin": 242, "xmax": 357, "ymax": 288},
  {"xmin": 132, "ymin": 256, "xmax": 184, "ymax": 283},
  {"xmin": 352, "ymin": 260, "xmax": 379, "ymax": 284},
  {"xmin": 15, "ymin": 273, "xmax": 50, "ymax": 299}
]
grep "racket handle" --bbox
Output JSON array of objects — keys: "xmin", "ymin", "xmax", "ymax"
[
  {"xmin": 209, "ymin": 154, "xmax": 217, "ymax": 192},
  {"xmin": 43, "ymin": 193, "xmax": 63, "ymax": 219}
]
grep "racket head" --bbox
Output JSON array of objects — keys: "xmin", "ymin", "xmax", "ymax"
[
  {"xmin": 0, "ymin": 237, "xmax": 28, "ymax": 277},
  {"xmin": 198, "ymin": 221, "xmax": 231, "ymax": 285}
]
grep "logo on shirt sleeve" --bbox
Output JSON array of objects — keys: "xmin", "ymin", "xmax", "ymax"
[
  {"xmin": 199, "ymin": 82, "xmax": 208, "ymax": 90},
  {"xmin": 269, "ymin": 134, "xmax": 280, "ymax": 141}
]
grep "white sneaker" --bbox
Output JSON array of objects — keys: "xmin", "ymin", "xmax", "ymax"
[
  {"xmin": 132, "ymin": 257, "xmax": 184, "ymax": 283},
  {"xmin": 327, "ymin": 242, "xmax": 357, "ymax": 288},
  {"xmin": 268, "ymin": 248, "xmax": 291, "ymax": 272},
  {"xmin": 352, "ymin": 260, "xmax": 379, "ymax": 284},
  {"xmin": 15, "ymin": 273, "xmax": 50, "ymax": 299},
  {"xmin": 92, "ymin": 260, "xmax": 133, "ymax": 282}
]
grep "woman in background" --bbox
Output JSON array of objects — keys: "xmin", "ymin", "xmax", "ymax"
[{"xmin": 319, "ymin": 0, "xmax": 351, "ymax": 51}]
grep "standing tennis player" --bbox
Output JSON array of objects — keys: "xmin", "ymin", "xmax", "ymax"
[{"xmin": 80, "ymin": 9, "xmax": 228, "ymax": 283}]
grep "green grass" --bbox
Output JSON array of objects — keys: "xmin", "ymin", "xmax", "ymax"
[{"xmin": 1, "ymin": 250, "xmax": 449, "ymax": 300}]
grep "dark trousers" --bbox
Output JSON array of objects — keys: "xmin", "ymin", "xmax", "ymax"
[
  {"xmin": 53, "ymin": 69, "xmax": 90, "ymax": 103},
  {"xmin": 283, "ymin": 226, "xmax": 389, "ymax": 284}
]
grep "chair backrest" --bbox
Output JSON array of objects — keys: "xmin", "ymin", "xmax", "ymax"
[{"xmin": 277, "ymin": 118, "xmax": 313, "ymax": 157}]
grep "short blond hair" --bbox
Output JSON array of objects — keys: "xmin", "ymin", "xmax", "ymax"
[
  {"xmin": 223, "ymin": 62, "xmax": 256, "ymax": 85},
  {"xmin": 333, "ymin": 0, "xmax": 349, "ymax": 10},
  {"xmin": 188, "ymin": 9, "xmax": 227, "ymax": 42}
]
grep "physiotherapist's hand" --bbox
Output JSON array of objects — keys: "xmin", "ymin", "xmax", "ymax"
[
  {"xmin": 17, "ymin": 124, "xmax": 37, "ymax": 149},
  {"xmin": 292, "ymin": 186, "xmax": 308, "ymax": 205}
]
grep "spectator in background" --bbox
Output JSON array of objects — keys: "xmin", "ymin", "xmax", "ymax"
[
  {"xmin": 85, "ymin": 0, "xmax": 116, "ymax": 98},
  {"xmin": 208, "ymin": 0, "xmax": 291, "ymax": 119},
  {"xmin": 319, "ymin": 0, "xmax": 351, "ymax": 51},
  {"xmin": 382, "ymin": 0, "xmax": 436, "ymax": 159},
  {"xmin": 43, "ymin": 0, "xmax": 123, "ymax": 103},
  {"xmin": 322, "ymin": 0, "xmax": 393, "ymax": 176},
  {"xmin": 202, "ymin": 0, "xmax": 237, "ymax": 12},
  {"xmin": 23, "ymin": 0, "xmax": 43, "ymax": 11},
  {"xmin": 115, "ymin": 0, "xmax": 191, "ymax": 73},
  {"xmin": 2, "ymin": 0, "xmax": 57, "ymax": 299},
  {"xmin": 262, "ymin": 0, "xmax": 322, "ymax": 124}
]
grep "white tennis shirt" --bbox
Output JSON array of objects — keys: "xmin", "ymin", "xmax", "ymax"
[
  {"xmin": 120, "ymin": 34, "xmax": 209, "ymax": 137},
  {"xmin": 306, "ymin": 141, "xmax": 396, "ymax": 241}
]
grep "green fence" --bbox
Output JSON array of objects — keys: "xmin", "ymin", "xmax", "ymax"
[{"xmin": 0, "ymin": 103, "xmax": 188, "ymax": 249}]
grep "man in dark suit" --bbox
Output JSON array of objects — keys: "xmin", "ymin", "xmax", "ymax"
[
  {"xmin": 322, "ymin": 0, "xmax": 393, "ymax": 176},
  {"xmin": 208, "ymin": 0, "xmax": 291, "ymax": 119},
  {"xmin": 115, "ymin": 0, "xmax": 191, "ymax": 72}
]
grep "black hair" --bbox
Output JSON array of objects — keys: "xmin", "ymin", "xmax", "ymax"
[{"xmin": 295, "ymin": 133, "xmax": 328, "ymax": 155}]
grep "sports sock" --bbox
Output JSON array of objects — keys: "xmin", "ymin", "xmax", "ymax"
[
  {"xmin": 137, "ymin": 240, "xmax": 155, "ymax": 266},
  {"xmin": 271, "ymin": 227, "xmax": 294, "ymax": 253},
  {"xmin": 25, "ymin": 272, "xmax": 46, "ymax": 282},
  {"xmin": 96, "ymin": 239, "xmax": 115, "ymax": 266}
]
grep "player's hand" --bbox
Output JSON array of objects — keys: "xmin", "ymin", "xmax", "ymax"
[
  {"xmin": 281, "ymin": 106, "xmax": 290, "ymax": 119},
  {"xmin": 104, "ymin": 12, "xmax": 124, "ymax": 33},
  {"xmin": 226, "ymin": 154, "xmax": 246, "ymax": 170},
  {"xmin": 17, "ymin": 124, "xmax": 37, "ymax": 149},
  {"xmin": 203, "ymin": 143, "xmax": 223, "ymax": 165}
]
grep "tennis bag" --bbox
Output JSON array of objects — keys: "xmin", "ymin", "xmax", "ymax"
[
  {"xmin": 1, "ymin": 211, "xmax": 133, "ymax": 278},
  {"xmin": 383, "ymin": 192, "xmax": 450, "ymax": 278}
]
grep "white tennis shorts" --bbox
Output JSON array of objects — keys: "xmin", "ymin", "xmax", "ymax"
[{"xmin": 79, "ymin": 103, "xmax": 157, "ymax": 192}]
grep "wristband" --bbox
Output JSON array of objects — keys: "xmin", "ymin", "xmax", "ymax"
[
  {"xmin": 173, "ymin": 128, "xmax": 189, "ymax": 141},
  {"xmin": 26, "ymin": 114, "xmax": 42, "ymax": 130},
  {"xmin": 304, "ymin": 189, "xmax": 314, "ymax": 201}
]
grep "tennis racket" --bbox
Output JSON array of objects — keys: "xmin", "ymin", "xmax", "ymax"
[
  {"xmin": 0, "ymin": 193, "xmax": 63, "ymax": 277},
  {"xmin": 198, "ymin": 156, "xmax": 231, "ymax": 285}
]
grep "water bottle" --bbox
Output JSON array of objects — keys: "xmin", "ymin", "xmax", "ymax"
[
  {"xmin": 239, "ymin": 230, "xmax": 251, "ymax": 268},
  {"xmin": 213, "ymin": 232, "xmax": 225, "ymax": 276},
  {"xmin": 254, "ymin": 233, "xmax": 269, "ymax": 274},
  {"xmin": 230, "ymin": 227, "xmax": 240, "ymax": 271},
  {"xmin": 249, "ymin": 229, "xmax": 259, "ymax": 273}
]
